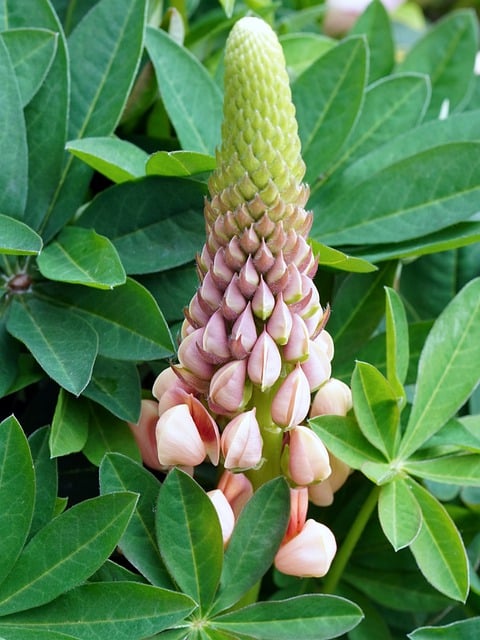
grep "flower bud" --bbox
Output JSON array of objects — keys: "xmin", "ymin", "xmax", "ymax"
[
  {"xmin": 221, "ymin": 409, "xmax": 263, "ymax": 471},
  {"xmin": 287, "ymin": 425, "xmax": 331, "ymax": 486},
  {"xmin": 217, "ymin": 470, "xmax": 253, "ymax": 518},
  {"xmin": 267, "ymin": 293, "xmax": 293, "ymax": 345},
  {"xmin": 301, "ymin": 340, "xmax": 332, "ymax": 392},
  {"xmin": 308, "ymin": 454, "xmax": 351, "ymax": 506},
  {"xmin": 207, "ymin": 489, "xmax": 235, "ymax": 545},
  {"xmin": 272, "ymin": 364, "xmax": 311, "ymax": 428},
  {"xmin": 202, "ymin": 310, "xmax": 230, "ymax": 362},
  {"xmin": 251, "ymin": 277, "xmax": 275, "ymax": 320},
  {"xmin": 247, "ymin": 330, "xmax": 282, "ymax": 391},
  {"xmin": 177, "ymin": 329, "xmax": 215, "ymax": 380},
  {"xmin": 209, "ymin": 359, "xmax": 251, "ymax": 415},
  {"xmin": 156, "ymin": 404, "xmax": 207, "ymax": 467},
  {"xmin": 283, "ymin": 313, "xmax": 310, "ymax": 363},
  {"xmin": 128, "ymin": 399, "xmax": 162, "ymax": 470},
  {"xmin": 230, "ymin": 303, "xmax": 258, "ymax": 359},
  {"xmin": 274, "ymin": 519, "xmax": 337, "ymax": 577},
  {"xmin": 310, "ymin": 378, "xmax": 352, "ymax": 417}
]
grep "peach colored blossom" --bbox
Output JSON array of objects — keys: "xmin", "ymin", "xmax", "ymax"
[
  {"xmin": 275, "ymin": 519, "xmax": 337, "ymax": 577},
  {"xmin": 208, "ymin": 489, "xmax": 235, "ymax": 545},
  {"xmin": 221, "ymin": 409, "xmax": 263, "ymax": 471}
]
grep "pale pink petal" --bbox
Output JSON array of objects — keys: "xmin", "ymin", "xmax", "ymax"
[
  {"xmin": 209, "ymin": 359, "xmax": 251, "ymax": 415},
  {"xmin": 156, "ymin": 404, "xmax": 207, "ymax": 467},
  {"xmin": 283, "ymin": 313, "xmax": 310, "ymax": 363},
  {"xmin": 128, "ymin": 399, "xmax": 163, "ymax": 470},
  {"xmin": 247, "ymin": 330, "xmax": 282, "ymax": 391},
  {"xmin": 274, "ymin": 519, "xmax": 337, "ymax": 577},
  {"xmin": 208, "ymin": 489, "xmax": 235, "ymax": 545},
  {"xmin": 186, "ymin": 395, "xmax": 221, "ymax": 465},
  {"xmin": 310, "ymin": 378, "xmax": 352, "ymax": 417},
  {"xmin": 267, "ymin": 293, "xmax": 293, "ymax": 345},
  {"xmin": 271, "ymin": 364, "xmax": 311, "ymax": 428},
  {"xmin": 221, "ymin": 409, "xmax": 263, "ymax": 470},
  {"xmin": 217, "ymin": 471, "xmax": 253, "ymax": 518},
  {"xmin": 301, "ymin": 340, "xmax": 332, "ymax": 392},
  {"xmin": 288, "ymin": 425, "xmax": 331, "ymax": 486}
]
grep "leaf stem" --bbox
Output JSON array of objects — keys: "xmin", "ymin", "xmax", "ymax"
[{"xmin": 323, "ymin": 484, "xmax": 381, "ymax": 594}]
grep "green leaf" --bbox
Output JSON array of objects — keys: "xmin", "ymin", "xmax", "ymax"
[
  {"xmin": 28, "ymin": 427, "xmax": 58, "ymax": 538},
  {"xmin": 82, "ymin": 356, "xmax": 141, "ymax": 423},
  {"xmin": 42, "ymin": 0, "xmax": 147, "ymax": 241},
  {"xmin": 66, "ymin": 137, "xmax": 149, "ymax": 182},
  {"xmin": 426, "ymin": 416, "xmax": 480, "ymax": 452},
  {"xmin": 378, "ymin": 478, "xmax": 421, "ymax": 551},
  {"xmin": 0, "ymin": 416, "xmax": 35, "ymax": 585},
  {"xmin": 0, "ymin": 321, "xmax": 19, "ymax": 397},
  {"xmin": 0, "ymin": 629, "xmax": 78, "ymax": 640},
  {"xmin": 1, "ymin": 28, "xmax": 58, "ymax": 107},
  {"xmin": 292, "ymin": 37, "xmax": 367, "ymax": 184},
  {"xmin": 384, "ymin": 287, "xmax": 409, "ymax": 401},
  {"xmin": 351, "ymin": 361, "xmax": 400, "ymax": 459},
  {"xmin": 404, "ymin": 454, "xmax": 480, "ymax": 486},
  {"xmin": 212, "ymin": 478, "xmax": 290, "ymax": 615},
  {"xmin": 218, "ymin": 0, "xmax": 235, "ymax": 19},
  {"xmin": 0, "ymin": 492, "xmax": 138, "ymax": 615},
  {"xmin": 280, "ymin": 32, "xmax": 334, "ymax": 81},
  {"xmin": 310, "ymin": 415, "xmax": 387, "ymax": 470},
  {"xmin": 37, "ymin": 278, "xmax": 174, "ymax": 361},
  {"xmin": 409, "ymin": 618, "xmax": 480, "ymax": 639},
  {"xmin": 100, "ymin": 453, "xmax": 173, "ymax": 588},
  {"xmin": 0, "ymin": 37, "xmax": 27, "ymax": 220},
  {"xmin": 310, "ymin": 240, "xmax": 376, "ymax": 273},
  {"xmin": 49, "ymin": 389, "xmax": 90, "ymax": 457},
  {"xmin": 146, "ymin": 26, "xmax": 222, "ymax": 154},
  {"xmin": 156, "ymin": 469, "xmax": 224, "ymax": 612},
  {"xmin": 350, "ymin": 0, "xmax": 394, "ymax": 83},
  {"xmin": 37, "ymin": 226, "xmax": 126, "ymax": 289},
  {"xmin": 409, "ymin": 480, "xmax": 469, "ymax": 602},
  {"xmin": 77, "ymin": 176, "xmax": 206, "ymax": 274},
  {"xmin": 311, "ymin": 143, "xmax": 480, "ymax": 247},
  {"xmin": 398, "ymin": 10, "xmax": 477, "ymax": 119},
  {"xmin": 6, "ymin": 296, "xmax": 98, "ymax": 395},
  {"xmin": 146, "ymin": 151, "xmax": 216, "ymax": 177},
  {"xmin": 140, "ymin": 263, "xmax": 198, "ymax": 324},
  {"xmin": 212, "ymin": 595, "xmax": 363, "ymax": 640},
  {"xmin": 0, "ymin": 215, "xmax": 42, "ymax": 256},
  {"xmin": 399, "ymin": 277, "xmax": 480, "ymax": 458},
  {"xmin": 0, "ymin": 582, "xmax": 196, "ymax": 639}
]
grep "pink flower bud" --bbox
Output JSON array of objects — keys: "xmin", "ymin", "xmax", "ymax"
[
  {"xmin": 156, "ymin": 404, "xmax": 207, "ymax": 467},
  {"xmin": 283, "ymin": 264, "xmax": 303, "ymax": 304},
  {"xmin": 272, "ymin": 364, "xmax": 311, "ymax": 428},
  {"xmin": 222, "ymin": 274, "xmax": 248, "ymax": 320},
  {"xmin": 221, "ymin": 408, "xmax": 263, "ymax": 470},
  {"xmin": 217, "ymin": 470, "xmax": 253, "ymax": 518},
  {"xmin": 128, "ymin": 399, "xmax": 162, "ymax": 470},
  {"xmin": 209, "ymin": 359, "xmax": 251, "ymax": 415},
  {"xmin": 238, "ymin": 256, "xmax": 260, "ymax": 298},
  {"xmin": 199, "ymin": 270, "xmax": 223, "ymax": 310},
  {"xmin": 283, "ymin": 314, "xmax": 310, "ymax": 363},
  {"xmin": 251, "ymin": 277, "xmax": 275, "ymax": 320},
  {"xmin": 230, "ymin": 303, "xmax": 258, "ymax": 359},
  {"xmin": 185, "ymin": 394, "xmax": 221, "ymax": 465},
  {"xmin": 301, "ymin": 340, "xmax": 332, "ymax": 392},
  {"xmin": 247, "ymin": 330, "xmax": 282, "ymax": 391},
  {"xmin": 152, "ymin": 366, "xmax": 191, "ymax": 401},
  {"xmin": 212, "ymin": 249, "xmax": 234, "ymax": 288},
  {"xmin": 202, "ymin": 310, "xmax": 231, "ymax": 362},
  {"xmin": 315, "ymin": 330, "xmax": 334, "ymax": 360},
  {"xmin": 308, "ymin": 454, "xmax": 351, "ymax": 506},
  {"xmin": 310, "ymin": 378, "xmax": 352, "ymax": 417},
  {"xmin": 285, "ymin": 487, "xmax": 309, "ymax": 540},
  {"xmin": 287, "ymin": 425, "xmax": 331, "ymax": 486},
  {"xmin": 177, "ymin": 329, "xmax": 215, "ymax": 380},
  {"xmin": 207, "ymin": 489, "xmax": 235, "ymax": 545},
  {"xmin": 253, "ymin": 238, "xmax": 275, "ymax": 273},
  {"xmin": 267, "ymin": 293, "xmax": 293, "ymax": 345},
  {"xmin": 274, "ymin": 519, "xmax": 337, "ymax": 577}
]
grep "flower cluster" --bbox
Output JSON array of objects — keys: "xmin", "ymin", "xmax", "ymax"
[{"xmin": 131, "ymin": 16, "xmax": 352, "ymax": 578}]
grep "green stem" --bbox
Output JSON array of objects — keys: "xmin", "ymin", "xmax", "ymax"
[{"xmin": 323, "ymin": 485, "xmax": 381, "ymax": 594}]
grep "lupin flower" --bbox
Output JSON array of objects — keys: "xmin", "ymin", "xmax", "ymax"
[{"xmin": 324, "ymin": 0, "xmax": 405, "ymax": 36}]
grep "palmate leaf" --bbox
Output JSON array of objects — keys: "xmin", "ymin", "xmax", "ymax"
[
  {"xmin": 49, "ymin": 389, "xmax": 90, "ymax": 458},
  {"xmin": 409, "ymin": 618, "xmax": 480, "ymax": 639},
  {"xmin": 384, "ymin": 286, "xmax": 409, "ymax": 402},
  {"xmin": 0, "ymin": 215, "xmax": 42, "ymax": 256},
  {"xmin": 28, "ymin": 427, "xmax": 58, "ymax": 538},
  {"xmin": 404, "ymin": 454, "xmax": 480, "ymax": 486},
  {"xmin": 378, "ymin": 478, "xmax": 422, "ymax": 551},
  {"xmin": 0, "ymin": 629, "xmax": 78, "ymax": 640}
]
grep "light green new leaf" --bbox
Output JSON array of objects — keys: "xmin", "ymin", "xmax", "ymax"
[
  {"xmin": 352, "ymin": 361, "xmax": 400, "ymax": 459},
  {"xmin": 409, "ymin": 480, "xmax": 469, "ymax": 602},
  {"xmin": 6, "ymin": 296, "xmax": 98, "ymax": 395},
  {"xmin": 404, "ymin": 454, "xmax": 480, "ymax": 486},
  {"xmin": 1, "ymin": 28, "xmax": 58, "ymax": 107},
  {"xmin": 385, "ymin": 287, "xmax": 409, "ymax": 401},
  {"xmin": 0, "ymin": 37, "xmax": 27, "ymax": 220},
  {"xmin": 409, "ymin": 618, "xmax": 480, "ymax": 639},
  {"xmin": 350, "ymin": 0, "xmax": 394, "ymax": 83},
  {"xmin": 212, "ymin": 478, "xmax": 290, "ymax": 615},
  {"xmin": 400, "ymin": 277, "xmax": 480, "ymax": 458},
  {"xmin": 292, "ymin": 36, "xmax": 367, "ymax": 184},
  {"xmin": 0, "ymin": 416, "xmax": 35, "ymax": 585},
  {"xmin": 378, "ymin": 479, "xmax": 421, "ymax": 551},
  {"xmin": 156, "ymin": 469, "xmax": 223, "ymax": 612},
  {"xmin": 49, "ymin": 389, "xmax": 90, "ymax": 457},
  {"xmin": 212, "ymin": 595, "xmax": 363, "ymax": 640},
  {"xmin": 146, "ymin": 26, "xmax": 222, "ymax": 154},
  {"xmin": 66, "ymin": 137, "xmax": 149, "ymax": 183},
  {"xmin": 82, "ymin": 403, "xmax": 141, "ymax": 466},
  {"xmin": 28, "ymin": 427, "xmax": 58, "ymax": 538},
  {"xmin": 398, "ymin": 10, "xmax": 477, "ymax": 119},
  {"xmin": 100, "ymin": 453, "xmax": 172, "ymax": 588},
  {"xmin": 0, "ymin": 215, "xmax": 42, "ymax": 256},
  {"xmin": 310, "ymin": 240, "xmax": 376, "ymax": 273},
  {"xmin": 146, "ymin": 151, "xmax": 216, "ymax": 177},
  {"xmin": 312, "ymin": 143, "xmax": 480, "ymax": 247},
  {"xmin": 0, "ymin": 582, "xmax": 196, "ymax": 639},
  {"xmin": 0, "ymin": 492, "xmax": 138, "ymax": 615},
  {"xmin": 37, "ymin": 226, "xmax": 126, "ymax": 289}
]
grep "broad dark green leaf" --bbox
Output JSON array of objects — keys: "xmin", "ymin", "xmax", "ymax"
[
  {"xmin": 6, "ymin": 296, "xmax": 98, "ymax": 395},
  {"xmin": 399, "ymin": 277, "xmax": 480, "ymax": 458},
  {"xmin": 78, "ymin": 176, "xmax": 205, "ymax": 274},
  {"xmin": 1, "ymin": 28, "xmax": 58, "ymax": 107},
  {"xmin": 83, "ymin": 356, "xmax": 141, "ymax": 422},
  {"xmin": 37, "ymin": 278, "xmax": 174, "ymax": 361},
  {"xmin": 409, "ymin": 481, "xmax": 469, "ymax": 602},
  {"xmin": 0, "ymin": 416, "xmax": 35, "ymax": 585},
  {"xmin": 37, "ymin": 226, "xmax": 126, "ymax": 289},
  {"xmin": 409, "ymin": 618, "xmax": 480, "ymax": 639},
  {"xmin": 398, "ymin": 10, "xmax": 477, "ymax": 119},
  {"xmin": 146, "ymin": 26, "xmax": 222, "ymax": 154},
  {"xmin": 350, "ymin": 0, "xmax": 394, "ymax": 83},
  {"xmin": 310, "ymin": 415, "xmax": 387, "ymax": 470},
  {"xmin": 293, "ymin": 37, "xmax": 367, "ymax": 184},
  {"xmin": 28, "ymin": 427, "xmax": 58, "ymax": 538},
  {"xmin": 0, "ymin": 582, "xmax": 196, "ymax": 640},
  {"xmin": 66, "ymin": 137, "xmax": 149, "ymax": 182},
  {"xmin": 352, "ymin": 362, "xmax": 399, "ymax": 459},
  {"xmin": 378, "ymin": 479, "xmax": 421, "ymax": 551},
  {"xmin": 100, "ymin": 453, "xmax": 173, "ymax": 588},
  {"xmin": 89, "ymin": 558, "xmax": 148, "ymax": 583},
  {"xmin": 212, "ymin": 595, "xmax": 363, "ymax": 640},
  {"xmin": 0, "ymin": 37, "xmax": 27, "ymax": 219},
  {"xmin": 384, "ymin": 287, "xmax": 408, "ymax": 401},
  {"xmin": 0, "ymin": 215, "xmax": 42, "ymax": 256},
  {"xmin": 0, "ymin": 492, "xmax": 137, "ymax": 615},
  {"xmin": 310, "ymin": 240, "xmax": 376, "ymax": 273},
  {"xmin": 82, "ymin": 402, "xmax": 141, "ymax": 465},
  {"xmin": 49, "ymin": 389, "xmax": 90, "ymax": 457},
  {"xmin": 146, "ymin": 151, "xmax": 216, "ymax": 177},
  {"xmin": 404, "ymin": 455, "xmax": 480, "ymax": 486},
  {"xmin": 0, "ymin": 629, "xmax": 78, "ymax": 640},
  {"xmin": 156, "ymin": 469, "xmax": 224, "ymax": 612},
  {"xmin": 280, "ymin": 32, "xmax": 334, "ymax": 81},
  {"xmin": 212, "ymin": 478, "xmax": 290, "ymax": 615},
  {"xmin": 42, "ymin": 0, "xmax": 146, "ymax": 241}
]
